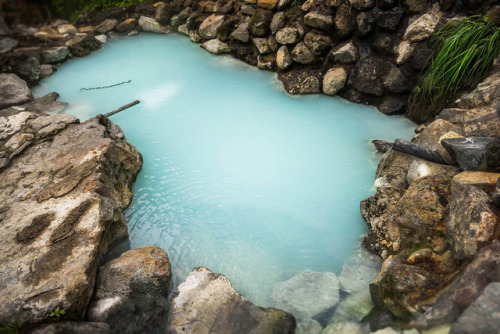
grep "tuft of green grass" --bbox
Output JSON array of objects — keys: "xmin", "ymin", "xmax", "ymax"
[{"xmin": 408, "ymin": 15, "xmax": 500, "ymax": 122}]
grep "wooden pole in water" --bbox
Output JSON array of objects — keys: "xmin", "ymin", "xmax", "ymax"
[{"xmin": 104, "ymin": 100, "xmax": 140, "ymax": 117}]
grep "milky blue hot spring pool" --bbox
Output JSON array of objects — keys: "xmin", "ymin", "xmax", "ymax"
[{"xmin": 34, "ymin": 33, "xmax": 414, "ymax": 311}]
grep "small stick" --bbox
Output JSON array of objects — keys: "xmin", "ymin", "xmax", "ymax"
[{"xmin": 104, "ymin": 100, "xmax": 140, "ymax": 117}]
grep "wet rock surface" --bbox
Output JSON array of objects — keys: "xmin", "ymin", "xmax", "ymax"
[
  {"xmin": 87, "ymin": 246, "xmax": 171, "ymax": 333},
  {"xmin": 168, "ymin": 267, "xmax": 296, "ymax": 333}
]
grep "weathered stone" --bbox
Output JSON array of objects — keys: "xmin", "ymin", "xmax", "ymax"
[
  {"xmin": 278, "ymin": 70, "xmax": 321, "ymax": 94},
  {"xmin": 248, "ymin": 8, "xmax": 273, "ymax": 36},
  {"xmin": 350, "ymin": 0, "xmax": 375, "ymax": 10},
  {"xmin": 116, "ymin": 18, "xmax": 137, "ymax": 33},
  {"xmin": 0, "ymin": 73, "xmax": 32, "ymax": 109},
  {"xmin": 376, "ymin": 7, "xmax": 404, "ymax": 30},
  {"xmin": 138, "ymin": 15, "xmax": 170, "ymax": 33},
  {"xmin": 446, "ymin": 186, "xmax": 499, "ymax": 260},
  {"xmin": 350, "ymin": 57, "xmax": 384, "ymax": 96},
  {"xmin": 39, "ymin": 64, "xmax": 54, "ymax": 79},
  {"xmin": 323, "ymin": 67, "xmax": 347, "ymax": 96},
  {"xmin": 377, "ymin": 95, "xmax": 407, "ymax": 115},
  {"xmin": 439, "ymin": 0, "xmax": 456, "ymax": 11},
  {"xmin": 291, "ymin": 42, "xmax": 316, "ymax": 64},
  {"xmin": 304, "ymin": 30, "xmax": 332, "ymax": 55},
  {"xmin": 375, "ymin": 151, "xmax": 414, "ymax": 189},
  {"xmin": 0, "ymin": 37, "xmax": 18, "ymax": 53},
  {"xmin": 383, "ymin": 65, "xmax": 413, "ymax": 93},
  {"xmin": 0, "ymin": 92, "xmax": 67, "ymax": 117},
  {"xmin": 230, "ymin": 21, "xmax": 250, "ymax": 42},
  {"xmin": 241, "ymin": 4, "xmax": 255, "ymax": 15},
  {"xmin": 275, "ymin": 27, "xmax": 299, "ymax": 44},
  {"xmin": 2, "ymin": 53, "xmax": 40, "ymax": 84},
  {"xmin": 304, "ymin": 11, "xmax": 334, "ymax": 31},
  {"xmin": 155, "ymin": 3, "xmax": 173, "ymax": 24},
  {"xmin": 414, "ymin": 119, "xmax": 464, "ymax": 153},
  {"xmin": 270, "ymin": 11, "xmax": 286, "ymax": 34},
  {"xmin": 168, "ymin": 267, "xmax": 296, "ymax": 333},
  {"xmin": 253, "ymin": 37, "xmax": 272, "ymax": 54},
  {"xmin": 404, "ymin": 13, "xmax": 439, "ymax": 42},
  {"xmin": 276, "ymin": 45, "xmax": 293, "ymax": 70},
  {"xmin": 78, "ymin": 26, "xmax": 95, "ymax": 34},
  {"xmin": 96, "ymin": 19, "xmax": 118, "ymax": 34},
  {"xmin": 198, "ymin": 14, "xmax": 225, "ymax": 39},
  {"xmin": 272, "ymin": 271, "xmax": 340, "ymax": 321},
  {"xmin": 57, "ymin": 24, "xmax": 77, "ymax": 35},
  {"xmin": 257, "ymin": 53, "xmax": 276, "ymax": 70},
  {"xmin": 87, "ymin": 246, "xmax": 171, "ymax": 333},
  {"xmin": 450, "ymin": 282, "xmax": 500, "ymax": 334},
  {"xmin": 403, "ymin": 0, "xmax": 429, "ymax": 13},
  {"xmin": 32, "ymin": 322, "xmax": 112, "ymax": 334},
  {"xmin": 0, "ymin": 115, "xmax": 142, "ymax": 327},
  {"xmin": 372, "ymin": 140, "xmax": 393, "ymax": 153},
  {"xmin": 95, "ymin": 34, "xmax": 108, "ymax": 43},
  {"xmin": 442, "ymin": 137, "xmax": 495, "ymax": 171},
  {"xmin": 335, "ymin": 4, "xmax": 356, "ymax": 38},
  {"xmin": 65, "ymin": 34, "xmax": 101, "ymax": 57},
  {"xmin": 278, "ymin": 0, "xmax": 291, "ymax": 10},
  {"xmin": 201, "ymin": 38, "xmax": 232, "ymax": 53},
  {"xmin": 451, "ymin": 171, "xmax": 500, "ymax": 196},
  {"xmin": 412, "ymin": 242, "xmax": 500, "ymax": 329},
  {"xmin": 329, "ymin": 41, "xmax": 358, "ymax": 64},
  {"xmin": 379, "ymin": 0, "xmax": 397, "ymax": 9},
  {"xmin": 0, "ymin": 14, "xmax": 10, "ymax": 35},
  {"xmin": 407, "ymin": 159, "xmax": 459, "ymax": 185},
  {"xmin": 257, "ymin": 0, "xmax": 278, "ymax": 9},
  {"xmin": 41, "ymin": 46, "xmax": 69, "ymax": 63},
  {"xmin": 356, "ymin": 11, "xmax": 375, "ymax": 37},
  {"xmin": 371, "ymin": 30, "xmax": 394, "ymax": 55},
  {"xmin": 457, "ymin": 72, "xmax": 500, "ymax": 109},
  {"xmin": 395, "ymin": 41, "xmax": 415, "ymax": 65}
]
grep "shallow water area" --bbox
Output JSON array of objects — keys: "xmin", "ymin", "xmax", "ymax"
[{"xmin": 34, "ymin": 34, "xmax": 415, "ymax": 312}]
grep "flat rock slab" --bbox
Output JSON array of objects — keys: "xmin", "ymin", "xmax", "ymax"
[
  {"xmin": 0, "ymin": 113, "xmax": 142, "ymax": 327},
  {"xmin": 168, "ymin": 267, "xmax": 296, "ymax": 333}
]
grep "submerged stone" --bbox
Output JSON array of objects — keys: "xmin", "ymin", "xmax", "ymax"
[{"xmin": 271, "ymin": 271, "xmax": 340, "ymax": 321}]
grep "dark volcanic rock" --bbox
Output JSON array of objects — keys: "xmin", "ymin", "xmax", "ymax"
[
  {"xmin": 1, "ymin": 53, "xmax": 40, "ymax": 84},
  {"xmin": 377, "ymin": 95, "xmax": 407, "ymax": 115},
  {"xmin": 66, "ymin": 34, "xmax": 101, "ymax": 57},
  {"xmin": 376, "ymin": 7, "xmax": 404, "ymax": 30},
  {"xmin": 335, "ymin": 4, "xmax": 356, "ymax": 38},
  {"xmin": 87, "ymin": 246, "xmax": 172, "ymax": 333},
  {"xmin": 441, "ymin": 137, "xmax": 496, "ymax": 171},
  {"xmin": 156, "ymin": 3, "xmax": 174, "ymax": 25},
  {"xmin": 350, "ymin": 57, "xmax": 384, "ymax": 96},
  {"xmin": 167, "ymin": 267, "xmax": 296, "ymax": 333},
  {"xmin": 356, "ymin": 11, "xmax": 375, "ymax": 37},
  {"xmin": 383, "ymin": 64, "xmax": 413, "ymax": 93},
  {"xmin": 304, "ymin": 30, "xmax": 332, "ymax": 55},
  {"xmin": 485, "ymin": 137, "xmax": 500, "ymax": 171},
  {"xmin": 249, "ymin": 8, "xmax": 273, "ymax": 37},
  {"xmin": 278, "ymin": 69, "xmax": 321, "ymax": 94},
  {"xmin": 372, "ymin": 139, "xmax": 393, "ymax": 153}
]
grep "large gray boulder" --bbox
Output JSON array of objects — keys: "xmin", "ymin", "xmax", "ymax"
[
  {"xmin": 0, "ymin": 114, "xmax": 142, "ymax": 327},
  {"xmin": 167, "ymin": 267, "xmax": 296, "ymax": 333},
  {"xmin": 441, "ymin": 137, "xmax": 495, "ymax": 170},
  {"xmin": 0, "ymin": 73, "xmax": 32, "ymax": 109},
  {"xmin": 87, "ymin": 246, "xmax": 171, "ymax": 333}
]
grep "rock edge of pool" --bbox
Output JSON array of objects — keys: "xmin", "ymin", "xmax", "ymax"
[{"xmin": 1, "ymin": 1, "xmax": 500, "ymax": 334}]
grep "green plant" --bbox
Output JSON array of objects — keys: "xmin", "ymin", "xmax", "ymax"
[
  {"xmin": 0, "ymin": 323, "xmax": 19, "ymax": 334},
  {"xmin": 409, "ymin": 14, "xmax": 500, "ymax": 122},
  {"xmin": 49, "ymin": 306, "xmax": 66, "ymax": 320}
]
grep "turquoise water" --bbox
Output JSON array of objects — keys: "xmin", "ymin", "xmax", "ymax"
[{"xmin": 34, "ymin": 34, "xmax": 414, "ymax": 307}]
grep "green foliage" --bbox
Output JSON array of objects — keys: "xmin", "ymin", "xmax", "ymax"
[
  {"xmin": 409, "ymin": 14, "xmax": 500, "ymax": 119},
  {"xmin": 49, "ymin": 306, "xmax": 66, "ymax": 320},
  {"xmin": 0, "ymin": 323, "xmax": 18, "ymax": 334},
  {"xmin": 52, "ymin": 0, "xmax": 153, "ymax": 18}
]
